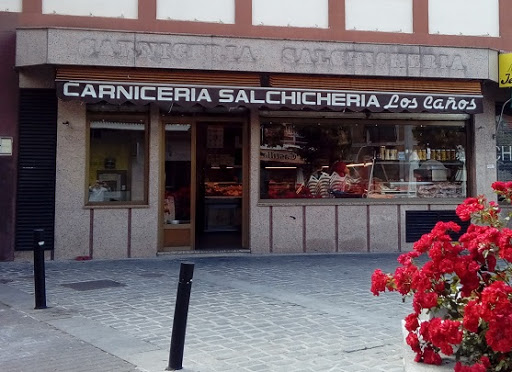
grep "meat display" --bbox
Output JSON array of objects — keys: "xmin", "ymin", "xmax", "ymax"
[{"xmin": 205, "ymin": 182, "xmax": 243, "ymax": 197}]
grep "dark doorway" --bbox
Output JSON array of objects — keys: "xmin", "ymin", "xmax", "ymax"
[{"xmin": 196, "ymin": 122, "xmax": 243, "ymax": 250}]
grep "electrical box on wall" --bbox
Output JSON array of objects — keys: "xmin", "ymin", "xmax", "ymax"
[{"xmin": 0, "ymin": 137, "xmax": 13, "ymax": 156}]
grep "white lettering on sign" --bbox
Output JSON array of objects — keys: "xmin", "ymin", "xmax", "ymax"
[
  {"xmin": 260, "ymin": 149, "xmax": 303, "ymax": 164},
  {"xmin": 497, "ymin": 146, "xmax": 512, "ymax": 162},
  {"xmin": 58, "ymin": 81, "xmax": 483, "ymax": 114}
]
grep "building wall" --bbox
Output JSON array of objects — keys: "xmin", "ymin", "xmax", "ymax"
[
  {"xmin": 3, "ymin": 0, "xmax": 511, "ymax": 259},
  {"xmin": 51, "ymin": 101, "xmax": 161, "ymax": 260},
  {"xmin": 0, "ymin": 12, "xmax": 19, "ymax": 261},
  {"xmin": 1, "ymin": 0, "xmax": 510, "ymax": 51},
  {"xmin": 248, "ymin": 111, "xmax": 466, "ymax": 255}
]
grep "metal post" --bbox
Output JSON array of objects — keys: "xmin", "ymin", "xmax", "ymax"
[
  {"xmin": 33, "ymin": 228, "xmax": 47, "ymax": 310},
  {"xmin": 167, "ymin": 262, "xmax": 195, "ymax": 371}
]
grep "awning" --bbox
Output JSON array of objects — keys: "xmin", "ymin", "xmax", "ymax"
[{"xmin": 55, "ymin": 67, "xmax": 483, "ymax": 114}]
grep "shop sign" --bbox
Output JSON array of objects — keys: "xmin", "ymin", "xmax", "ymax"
[
  {"xmin": 260, "ymin": 148, "xmax": 303, "ymax": 164},
  {"xmin": 499, "ymin": 53, "xmax": 512, "ymax": 88},
  {"xmin": 56, "ymin": 81, "xmax": 483, "ymax": 114}
]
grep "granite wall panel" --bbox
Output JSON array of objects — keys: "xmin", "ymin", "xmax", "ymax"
[
  {"xmin": 305, "ymin": 206, "xmax": 336, "ymax": 253},
  {"xmin": 272, "ymin": 206, "xmax": 304, "ymax": 253},
  {"xmin": 369, "ymin": 204, "xmax": 400, "ymax": 252},
  {"xmin": 338, "ymin": 205, "xmax": 368, "ymax": 252},
  {"xmin": 92, "ymin": 209, "xmax": 129, "ymax": 259}
]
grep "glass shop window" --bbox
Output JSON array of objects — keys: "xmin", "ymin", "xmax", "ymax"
[
  {"xmin": 260, "ymin": 119, "xmax": 467, "ymax": 200},
  {"xmin": 497, "ymin": 113, "xmax": 512, "ymax": 187},
  {"xmin": 164, "ymin": 124, "xmax": 192, "ymax": 225},
  {"xmin": 87, "ymin": 120, "xmax": 147, "ymax": 204}
]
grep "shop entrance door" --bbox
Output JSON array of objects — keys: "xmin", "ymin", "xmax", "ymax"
[{"xmin": 195, "ymin": 122, "xmax": 245, "ymax": 250}]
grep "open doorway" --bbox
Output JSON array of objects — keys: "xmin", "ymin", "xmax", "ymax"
[{"xmin": 195, "ymin": 122, "xmax": 244, "ymax": 250}]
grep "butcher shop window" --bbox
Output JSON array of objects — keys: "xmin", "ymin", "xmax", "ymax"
[
  {"xmin": 87, "ymin": 116, "xmax": 148, "ymax": 205},
  {"xmin": 259, "ymin": 119, "xmax": 467, "ymax": 199}
]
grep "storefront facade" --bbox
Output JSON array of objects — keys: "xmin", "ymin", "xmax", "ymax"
[{"xmin": 15, "ymin": 28, "xmax": 500, "ymax": 259}]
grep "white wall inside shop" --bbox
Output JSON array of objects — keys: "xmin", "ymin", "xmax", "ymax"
[
  {"xmin": 429, "ymin": 0, "xmax": 499, "ymax": 37},
  {"xmin": 42, "ymin": 0, "xmax": 138, "ymax": 19},
  {"xmin": 345, "ymin": 0, "xmax": 413, "ymax": 33},
  {"xmin": 0, "ymin": 0, "xmax": 21, "ymax": 12},
  {"xmin": 252, "ymin": 0, "xmax": 328, "ymax": 28},
  {"xmin": 157, "ymin": 0, "xmax": 234, "ymax": 23}
]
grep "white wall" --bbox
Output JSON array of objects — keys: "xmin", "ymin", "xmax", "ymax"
[
  {"xmin": 252, "ymin": 0, "xmax": 328, "ymax": 28},
  {"xmin": 345, "ymin": 0, "xmax": 413, "ymax": 33},
  {"xmin": 0, "ymin": 0, "xmax": 21, "ymax": 12},
  {"xmin": 429, "ymin": 0, "xmax": 499, "ymax": 37},
  {"xmin": 157, "ymin": 0, "xmax": 235, "ymax": 23},
  {"xmin": 42, "ymin": 0, "xmax": 138, "ymax": 19}
]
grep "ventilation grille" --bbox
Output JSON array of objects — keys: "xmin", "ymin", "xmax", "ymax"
[{"xmin": 405, "ymin": 210, "xmax": 470, "ymax": 243}]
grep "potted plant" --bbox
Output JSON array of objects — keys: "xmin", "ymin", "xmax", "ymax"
[{"xmin": 371, "ymin": 182, "xmax": 512, "ymax": 371}]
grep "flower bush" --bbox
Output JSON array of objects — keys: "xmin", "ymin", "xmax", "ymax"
[{"xmin": 371, "ymin": 182, "xmax": 512, "ymax": 372}]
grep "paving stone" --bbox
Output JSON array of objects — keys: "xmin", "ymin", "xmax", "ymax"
[{"xmin": 0, "ymin": 253, "xmax": 411, "ymax": 371}]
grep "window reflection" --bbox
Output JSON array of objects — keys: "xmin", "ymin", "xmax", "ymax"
[
  {"xmin": 260, "ymin": 120, "xmax": 467, "ymax": 199},
  {"xmin": 164, "ymin": 124, "xmax": 191, "ymax": 224},
  {"xmin": 88, "ymin": 120, "xmax": 146, "ymax": 203}
]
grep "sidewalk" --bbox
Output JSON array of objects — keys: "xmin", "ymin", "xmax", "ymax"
[{"xmin": 0, "ymin": 253, "xmax": 409, "ymax": 372}]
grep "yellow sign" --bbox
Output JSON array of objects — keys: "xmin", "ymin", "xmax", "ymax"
[{"xmin": 499, "ymin": 53, "xmax": 512, "ymax": 87}]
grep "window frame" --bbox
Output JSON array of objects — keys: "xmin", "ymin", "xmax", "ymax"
[
  {"xmin": 258, "ymin": 116, "xmax": 470, "ymax": 203},
  {"xmin": 85, "ymin": 112, "xmax": 150, "ymax": 207}
]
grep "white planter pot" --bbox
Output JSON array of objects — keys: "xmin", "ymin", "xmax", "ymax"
[{"xmin": 401, "ymin": 320, "xmax": 455, "ymax": 372}]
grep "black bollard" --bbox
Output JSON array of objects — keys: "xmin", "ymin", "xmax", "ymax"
[
  {"xmin": 167, "ymin": 262, "xmax": 195, "ymax": 371},
  {"xmin": 33, "ymin": 229, "xmax": 47, "ymax": 310}
]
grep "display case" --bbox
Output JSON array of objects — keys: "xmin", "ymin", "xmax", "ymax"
[{"xmin": 365, "ymin": 157, "xmax": 466, "ymax": 199}]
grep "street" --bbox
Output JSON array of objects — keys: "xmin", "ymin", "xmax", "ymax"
[{"xmin": 0, "ymin": 253, "xmax": 410, "ymax": 372}]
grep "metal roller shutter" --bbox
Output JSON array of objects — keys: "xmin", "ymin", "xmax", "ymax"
[
  {"xmin": 15, "ymin": 89, "xmax": 57, "ymax": 251},
  {"xmin": 269, "ymin": 74, "xmax": 482, "ymax": 95},
  {"xmin": 56, "ymin": 67, "xmax": 262, "ymax": 86}
]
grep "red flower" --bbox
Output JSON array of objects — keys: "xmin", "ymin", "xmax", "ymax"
[
  {"xmin": 371, "ymin": 184, "xmax": 512, "ymax": 371},
  {"xmin": 480, "ymin": 281, "xmax": 512, "ymax": 321},
  {"xmin": 462, "ymin": 300, "xmax": 482, "ymax": 333},
  {"xmin": 454, "ymin": 360, "xmax": 488, "ymax": 372},
  {"xmin": 422, "ymin": 346, "xmax": 442, "ymax": 365},
  {"xmin": 486, "ymin": 315, "xmax": 512, "ymax": 353},
  {"xmin": 404, "ymin": 313, "xmax": 419, "ymax": 332},
  {"xmin": 397, "ymin": 251, "xmax": 421, "ymax": 266},
  {"xmin": 370, "ymin": 269, "xmax": 392, "ymax": 296},
  {"xmin": 456, "ymin": 197, "xmax": 485, "ymax": 221},
  {"xmin": 498, "ymin": 227, "xmax": 512, "ymax": 262},
  {"xmin": 406, "ymin": 331, "xmax": 421, "ymax": 353}
]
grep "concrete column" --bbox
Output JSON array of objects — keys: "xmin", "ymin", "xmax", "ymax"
[
  {"xmin": 54, "ymin": 100, "xmax": 90, "ymax": 259},
  {"xmin": 249, "ymin": 109, "xmax": 270, "ymax": 253},
  {"xmin": 130, "ymin": 104, "xmax": 160, "ymax": 257},
  {"xmin": 473, "ymin": 93, "xmax": 497, "ymax": 201}
]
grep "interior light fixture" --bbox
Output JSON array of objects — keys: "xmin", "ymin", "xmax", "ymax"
[{"xmin": 265, "ymin": 166, "xmax": 297, "ymax": 169}]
